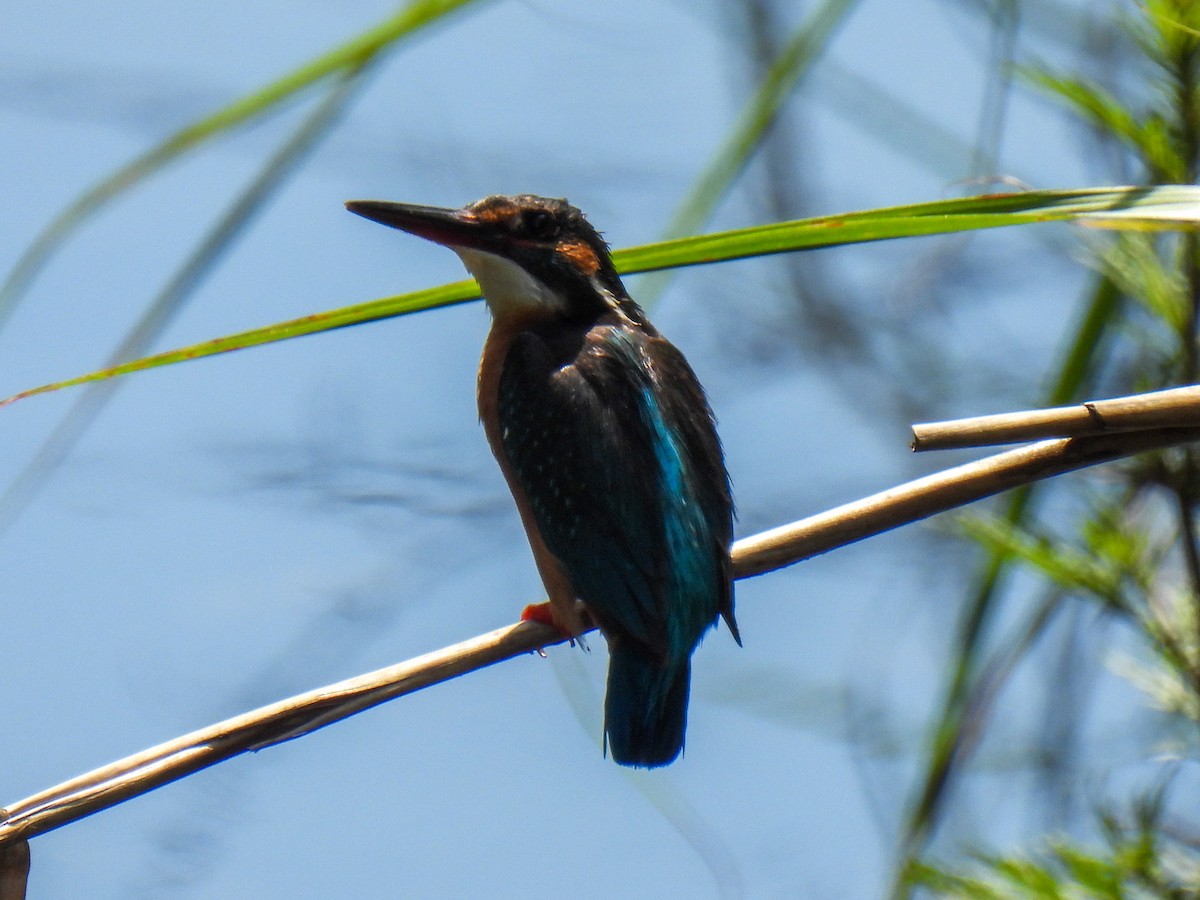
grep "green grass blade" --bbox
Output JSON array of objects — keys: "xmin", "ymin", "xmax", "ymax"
[
  {"xmin": 0, "ymin": 0, "xmax": 491, "ymax": 331},
  {"xmin": 0, "ymin": 281, "xmax": 477, "ymax": 407},
  {"xmin": 5, "ymin": 185, "xmax": 1199, "ymax": 407},
  {"xmin": 616, "ymin": 184, "xmax": 1200, "ymax": 273},
  {"xmin": 0, "ymin": 63, "xmax": 374, "ymax": 538}
]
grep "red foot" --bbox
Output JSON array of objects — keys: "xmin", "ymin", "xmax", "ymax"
[
  {"xmin": 521, "ymin": 602, "xmax": 589, "ymax": 651},
  {"xmin": 521, "ymin": 601, "xmax": 564, "ymax": 631}
]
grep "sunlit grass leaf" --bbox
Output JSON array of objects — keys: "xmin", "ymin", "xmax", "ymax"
[
  {"xmin": 6, "ymin": 185, "xmax": 1200, "ymax": 408},
  {"xmin": 910, "ymin": 848, "xmax": 1112, "ymax": 899},
  {"xmin": 1049, "ymin": 842, "xmax": 1122, "ymax": 896},
  {"xmin": 624, "ymin": 185, "xmax": 1200, "ymax": 271},
  {"xmin": 1083, "ymin": 521, "xmax": 1155, "ymax": 599},
  {"xmin": 989, "ymin": 856, "xmax": 1064, "ymax": 894},
  {"xmin": 1143, "ymin": 0, "xmax": 1200, "ymax": 50},
  {"xmin": 0, "ymin": 281, "xmax": 476, "ymax": 407}
]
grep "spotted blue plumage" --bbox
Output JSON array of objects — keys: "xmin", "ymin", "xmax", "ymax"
[
  {"xmin": 498, "ymin": 314, "xmax": 738, "ymax": 767},
  {"xmin": 343, "ymin": 194, "xmax": 740, "ymax": 766}
]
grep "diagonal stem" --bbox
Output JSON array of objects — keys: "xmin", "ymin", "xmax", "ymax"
[{"xmin": 2, "ymin": 425, "xmax": 1196, "ymax": 848}]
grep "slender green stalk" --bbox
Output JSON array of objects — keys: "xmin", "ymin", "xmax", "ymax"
[
  {"xmin": 636, "ymin": 0, "xmax": 860, "ymax": 305},
  {"xmin": 0, "ymin": 63, "xmax": 373, "ymax": 538},
  {"xmin": 0, "ymin": 0, "xmax": 489, "ymax": 331},
  {"xmin": 4, "ymin": 187, "xmax": 1197, "ymax": 410}
]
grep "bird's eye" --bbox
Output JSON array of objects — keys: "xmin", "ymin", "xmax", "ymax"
[{"xmin": 519, "ymin": 209, "xmax": 554, "ymax": 239}]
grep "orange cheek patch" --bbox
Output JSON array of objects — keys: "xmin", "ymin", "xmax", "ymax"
[
  {"xmin": 474, "ymin": 201, "xmax": 516, "ymax": 225},
  {"xmin": 558, "ymin": 240, "xmax": 600, "ymax": 274}
]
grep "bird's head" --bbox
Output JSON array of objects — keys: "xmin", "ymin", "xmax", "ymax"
[{"xmin": 346, "ymin": 195, "xmax": 637, "ymax": 323}]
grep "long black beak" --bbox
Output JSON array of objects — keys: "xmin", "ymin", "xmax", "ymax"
[{"xmin": 344, "ymin": 200, "xmax": 488, "ymax": 251}]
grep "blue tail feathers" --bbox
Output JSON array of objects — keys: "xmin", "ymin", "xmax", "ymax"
[{"xmin": 605, "ymin": 646, "xmax": 691, "ymax": 768}]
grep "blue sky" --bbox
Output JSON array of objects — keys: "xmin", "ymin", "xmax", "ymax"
[{"xmin": 0, "ymin": 0, "xmax": 1128, "ymax": 897}]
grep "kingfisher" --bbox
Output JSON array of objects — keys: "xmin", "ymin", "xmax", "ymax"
[{"xmin": 345, "ymin": 194, "xmax": 739, "ymax": 767}]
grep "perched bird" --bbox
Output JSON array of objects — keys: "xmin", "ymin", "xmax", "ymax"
[{"xmin": 345, "ymin": 194, "xmax": 739, "ymax": 767}]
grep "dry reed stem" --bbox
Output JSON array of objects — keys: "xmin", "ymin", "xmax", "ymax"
[
  {"xmin": 2, "ymin": 425, "xmax": 1197, "ymax": 846},
  {"xmin": 911, "ymin": 384, "xmax": 1200, "ymax": 451}
]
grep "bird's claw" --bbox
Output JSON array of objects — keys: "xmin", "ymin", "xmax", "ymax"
[
  {"xmin": 521, "ymin": 601, "xmax": 560, "ymax": 629},
  {"xmin": 521, "ymin": 602, "xmax": 590, "ymax": 651}
]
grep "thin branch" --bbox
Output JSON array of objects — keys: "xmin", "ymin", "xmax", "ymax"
[
  {"xmin": 911, "ymin": 384, "xmax": 1200, "ymax": 451},
  {"xmin": 2, "ymin": 426, "xmax": 1198, "ymax": 847}
]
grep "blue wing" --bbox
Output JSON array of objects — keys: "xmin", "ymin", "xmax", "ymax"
[{"xmin": 496, "ymin": 317, "xmax": 737, "ymax": 668}]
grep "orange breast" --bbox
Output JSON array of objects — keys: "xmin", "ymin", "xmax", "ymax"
[{"xmin": 478, "ymin": 317, "xmax": 588, "ymax": 636}]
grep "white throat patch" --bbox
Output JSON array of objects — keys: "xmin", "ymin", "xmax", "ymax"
[{"xmin": 454, "ymin": 247, "xmax": 567, "ymax": 317}]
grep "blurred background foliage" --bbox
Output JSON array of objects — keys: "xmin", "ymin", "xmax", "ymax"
[
  {"xmin": 904, "ymin": 0, "xmax": 1200, "ymax": 895},
  {"xmin": 4, "ymin": 0, "xmax": 1200, "ymax": 897}
]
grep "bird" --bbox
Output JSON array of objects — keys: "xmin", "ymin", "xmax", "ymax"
[{"xmin": 345, "ymin": 194, "xmax": 739, "ymax": 767}]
